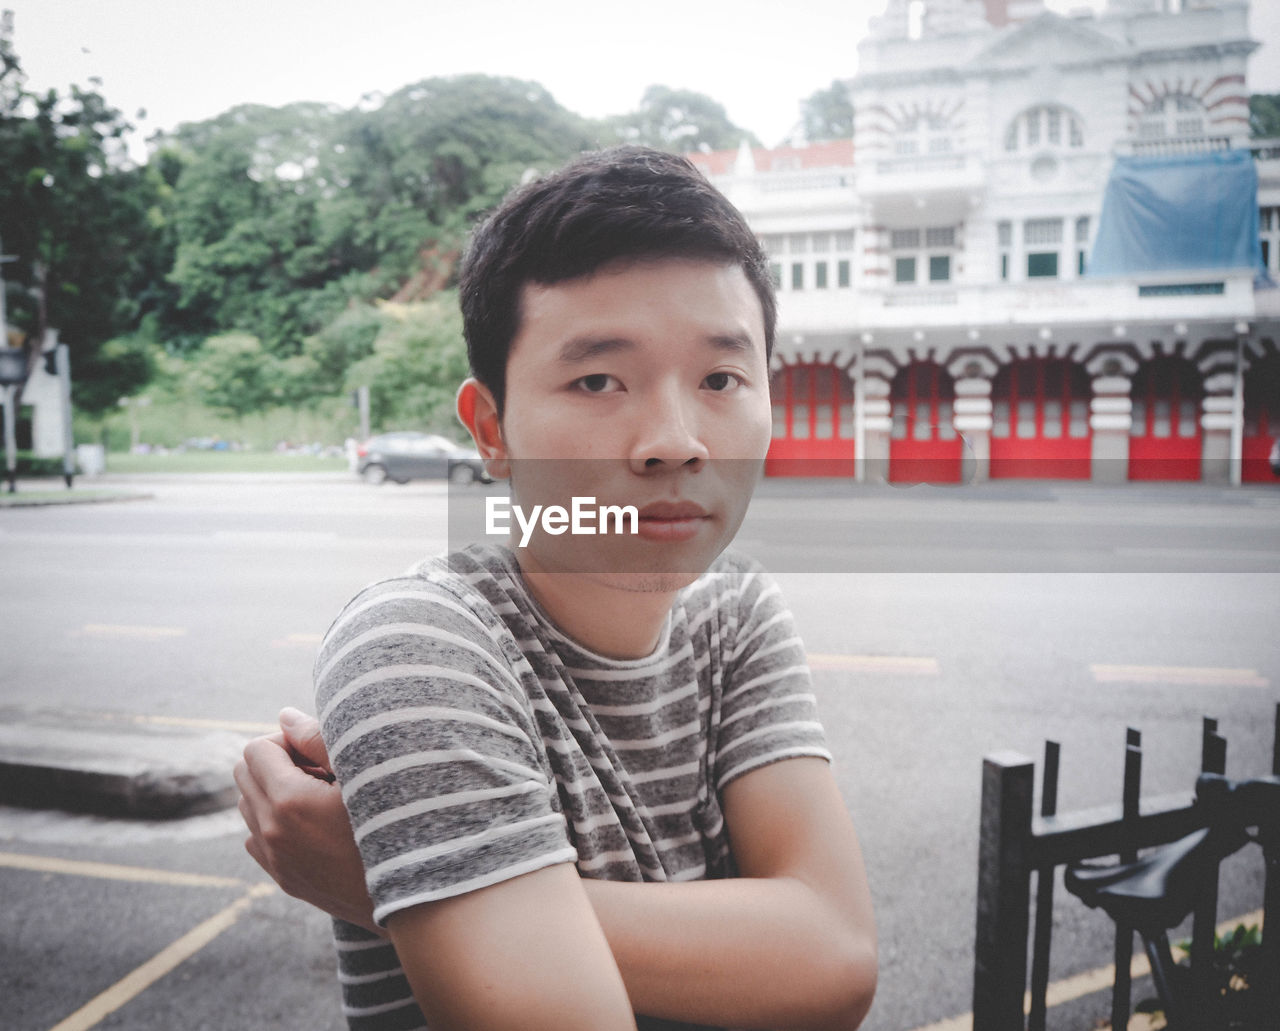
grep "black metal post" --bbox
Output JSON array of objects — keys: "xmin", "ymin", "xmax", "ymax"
[
  {"xmin": 1110, "ymin": 728, "xmax": 1141, "ymax": 1031},
  {"xmin": 1190, "ymin": 718, "xmax": 1226, "ymax": 1024},
  {"xmin": 973, "ymin": 751, "xmax": 1035, "ymax": 1031},
  {"xmin": 1028, "ymin": 741, "xmax": 1060, "ymax": 1031}
]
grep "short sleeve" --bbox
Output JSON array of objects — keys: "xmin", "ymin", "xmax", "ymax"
[
  {"xmin": 315, "ymin": 575, "xmax": 578, "ymax": 926},
  {"xmin": 713, "ymin": 564, "xmax": 832, "ymax": 790}
]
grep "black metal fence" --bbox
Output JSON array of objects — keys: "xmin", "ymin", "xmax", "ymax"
[{"xmin": 972, "ymin": 706, "xmax": 1280, "ymax": 1031}]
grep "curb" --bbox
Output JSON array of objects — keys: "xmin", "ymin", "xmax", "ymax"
[
  {"xmin": 0, "ymin": 708, "xmax": 246, "ymax": 819},
  {"xmin": 0, "ymin": 489, "xmax": 154, "ymax": 509}
]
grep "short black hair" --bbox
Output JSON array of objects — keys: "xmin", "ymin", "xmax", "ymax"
[{"xmin": 459, "ymin": 146, "xmax": 777, "ymax": 416}]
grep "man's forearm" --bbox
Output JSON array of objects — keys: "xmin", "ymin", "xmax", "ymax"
[{"xmin": 582, "ymin": 876, "xmax": 875, "ymax": 1031}]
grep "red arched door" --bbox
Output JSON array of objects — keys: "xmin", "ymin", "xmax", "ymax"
[
  {"xmin": 1243, "ymin": 354, "xmax": 1280, "ymax": 483},
  {"xmin": 889, "ymin": 362, "xmax": 962, "ymax": 484},
  {"xmin": 766, "ymin": 363, "xmax": 856, "ymax": 477},
  {"xmin": 990, "ymin": 358, "xmax": 1091, "ymax": 479},
  {"xmin": 1129, "ymin": 357, "xmax": 1203, "ymax": 481}
]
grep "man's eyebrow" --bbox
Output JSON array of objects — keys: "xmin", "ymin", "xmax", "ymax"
[
  {"xmin": 707, "ymin": 332, "xmax": 755, "ymax": 354},
  {"xmin": 556, "ymin": 337, "xmax": 634, "ymax": 364},
  {"xmin": 556, "ymin": 332, "xmax": 758, "ymax": 364}
]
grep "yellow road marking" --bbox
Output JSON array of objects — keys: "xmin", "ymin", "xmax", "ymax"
[
  {"xmin": 808, "ymin": 653, "xmax": 940, "ymax": 674},
  {"xmin": 271, "ymin": 631, "xmax": 324, "ymax": 648},
  {"xmin": 77, "ymin": 623, "xmax": 188, "ymax": 641},
  {"xmin": 1091, "ymin": 664, "xmax": 1269, "ymax": 688},
  {"xmin": 46, "ymin": 883, "xmax": 276, "ymax": 1031},
  {"xmin": 126, "ymin": 713, "xmax": 278, "ymax": 735},
  {"xmin": 907, "ymin": 909, "xmax": 1264, "ymax": 1031},
  {"xmin": 0, "ymin": 852, "xmax": 245, "ymax": 889}
]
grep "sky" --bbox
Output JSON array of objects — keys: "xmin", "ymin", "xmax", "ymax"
[{"xmin": 11, "ymin": 0, "xmax": 1280, "ymax": 160}]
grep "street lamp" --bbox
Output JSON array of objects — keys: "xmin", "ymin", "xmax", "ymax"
[{"xmin": 0, "ymin": 346, "xmax": 29, "ymax": 493}]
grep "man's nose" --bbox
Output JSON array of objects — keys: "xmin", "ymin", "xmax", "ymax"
[{"xmin": 628, "ymin": 385, "xmax": 710, "ymax": 472}]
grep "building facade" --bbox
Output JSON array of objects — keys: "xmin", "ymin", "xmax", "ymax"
[{"xmin": 689, "ymin": 0, "xmax": 1280, "ymax": 484}]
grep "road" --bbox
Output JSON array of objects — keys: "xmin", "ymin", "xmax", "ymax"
[{"xmin": 1, "ymin": 473, "xmax": 1278, "ymax": 1031}]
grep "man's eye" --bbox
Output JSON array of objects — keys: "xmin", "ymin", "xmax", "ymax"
[
  {"xmin": 703, "ymin": 372, "xmax": 742, "ymax": 392},
  {"xmin": 573, "ymin": 373, "xmax": 620, "ymax": 393}
]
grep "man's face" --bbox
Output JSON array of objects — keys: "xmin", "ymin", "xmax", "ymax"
[{"xmin": 491, "ymin": 257, "xmax": 772, "ymax": 589}]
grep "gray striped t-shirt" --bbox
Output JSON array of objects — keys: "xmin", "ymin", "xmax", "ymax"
[{"xmin": 316, "ymin": 543, "xmax": 831, "ymax": 1031}]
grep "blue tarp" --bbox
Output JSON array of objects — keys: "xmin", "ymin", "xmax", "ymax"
[{"xmin": 1088, "ymin": 150, "xmax": 1266, "ymax": 279}]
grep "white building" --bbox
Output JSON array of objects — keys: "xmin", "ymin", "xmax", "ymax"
[{"xmin": 690, "ymin": 0, "xmax": 1279, "ymax": 484}]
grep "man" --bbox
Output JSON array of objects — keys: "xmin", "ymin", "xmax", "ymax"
[{"xmin": 236, "ymin": 146, "xmax": 876, "ymax": 1031}]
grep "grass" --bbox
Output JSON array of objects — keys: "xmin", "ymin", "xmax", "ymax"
[{"xmin": 100, "ymin": 450, "xmax": 350, "ymax": 475}]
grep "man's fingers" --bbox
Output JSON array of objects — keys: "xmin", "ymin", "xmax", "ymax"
[
  {"xmin": 280, "ymin": 707, "xmax": 332, "ymax": 773},
  {"xmin": 241, "ymin": 733, "xmax": 308, "ymax": 791}
]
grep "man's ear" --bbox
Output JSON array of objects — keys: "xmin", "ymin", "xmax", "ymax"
[{"xmin": 456, "ymin": 378, "xmax": 510, "ymax": 480}]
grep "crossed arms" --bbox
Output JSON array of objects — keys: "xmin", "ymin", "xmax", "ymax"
[{"xmin": 236, "ymin": 711, "xmax": 877, "ymax": 1031}]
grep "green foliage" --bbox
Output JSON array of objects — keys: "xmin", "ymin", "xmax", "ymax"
[
  {"xmin": 0, "ymin": 31, "xmax": 175, "ymax": 411},
  {"xmin": 1167, "ymin": 923, "xmax": 1267, "ymax": 1029},
  {"xmin": 801, "ymin": 80, "xmax": 854, "ymax": 142},
  {"xmin": 345, "ymin": 294, "xmax": 468, "ymax": 435},
  {"xmin": 1250, "ymin": 94, "xmax": 1280, "ymax": 139},
  {"xmin": 603, "ymin": 85, "xmax": 760, "ymax": 153},
  {"xmin": 188, "ymin": 332, "xmax": 288, "ymax": 419},
  {"xmin": 73, "ymin": 325, "xmax": 160, "ymax": 414}
]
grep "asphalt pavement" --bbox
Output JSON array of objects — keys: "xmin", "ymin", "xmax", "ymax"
[{"xmin": 1, "ymin": 471, "xmax": 1277, "ymax": 1031}]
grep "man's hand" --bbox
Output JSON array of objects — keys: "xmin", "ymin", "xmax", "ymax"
[{"xmin": 234, "ymin": 708, "xmax": 379, "ymax": 934}]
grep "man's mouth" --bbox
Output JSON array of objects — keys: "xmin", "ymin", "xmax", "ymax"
[{"xmin": 634, "ymin": 501, "xmax": 712, "ymax": 541}]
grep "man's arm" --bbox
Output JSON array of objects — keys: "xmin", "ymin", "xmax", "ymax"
[
  {"xmin": 386, "ymin": 864, "xmax": 637, "ymax": 1031},
  {"xmin": 241, "ymin": 714, "xmax": 875, "ymax": 1030},
  {"xmin": 237, "ymin": 715, "xmax": 636, "ymax": 1031},
  {"xmin": 582, "ymin": 756, "xmax": 877, "ymax": 1031}
]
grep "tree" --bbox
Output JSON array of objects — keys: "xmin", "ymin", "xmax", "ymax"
[
  {"xmin": 603, "ymin": 85, "xmax": 761, "ymax": 153},
  {"xmin": 345, "ymin": 295, "xmax": 468, "ymax": 435},
  {"xmin": 1250, "ymin": 94, "xmax": 1280, "ymax": 139},
  {"xmin": 163, "ymin": 102, "xmax": 350, "ymax": 355},
  {"xmin": 0, "ymin": 16, "xmax": 174, "ymax": 412},
  {"xmin": 189, "ymin": 332, "xmax": 286, "ymax": 420},
  {"xmin": 800, "ymin": 80, "xmax": 854, "ymax": 143}
]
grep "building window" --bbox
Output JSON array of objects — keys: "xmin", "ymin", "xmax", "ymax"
[
  {"xmin": 1025, "ymin": 218, "xmax": 1063, "ymax": 246},
  {"xmin": 791, "ymin": 263, "xmax": 804, "ymax": 290},
  {"xmin": 835, "ymin": 230, "xmax": 856, "ymax": 251},
  {"xmin": 788, "ymin": 233, "xmax": 809, "ymax": 254},
  {"xmin": 997, "ymin": 221, "xmax": 1012, "ymax": 248},
  {"xmin": 891, "ymin": 228, "xmax": 920, "ymax": 250},
  {"xmin": 1138, "ymin": 93, "xmax": 1208, "ymax": 140},
  {"xmin": 811, "ymin": 232, "xmax": 831, "ymax": 254},
  {"xmin": 1001, "ymin": 253, "xmax": 1009, "ymax": 280},
  {"xmin": 1028, "ymin": 252, "xmax": 1059, "ymax": 278},
  {"xmin": 1262, "ymin": 207, "xmax": 1279, "ymax": 274},
  {"xmin": 838, "ymin": 259, "xmax": 851, "ymax": 288},
  {"xmin": 769, "ymin": 263, "xmax": 782, "ymax": 289},
  {"xmin": 891, "ymin": 225, "xmax": 956, "ymax": 287},
  {"xmin": 1006, "ymin": 105, "xmax": 1085, "ymax": 152},
  {"xmin": 815, "ymin": 261, "xmax": 829, "ymax": 289}
]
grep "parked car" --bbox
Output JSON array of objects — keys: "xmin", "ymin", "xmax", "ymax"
[
  {"xmin": 356, "ymin": 432, "xmax": 489, "ymax": 485},
  {"xmin": 1271, "ymin": 439, "xmax": 1280, "ymax": 478}
]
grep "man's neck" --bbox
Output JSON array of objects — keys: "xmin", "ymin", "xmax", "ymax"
[{"xmin": 512, "ymin": 555, "xmax": 678, "ymax": 660}]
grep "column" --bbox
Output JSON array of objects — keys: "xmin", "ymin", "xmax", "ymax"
[
  {"xmin": 954, "ymin": 376, "xmax": 993, "ymax": 484},
  {"xmin": 1090, "ymin": 375, "xmax": 1132, "ymax": 484},
  {"xmin": 1199, "ymin": 371, "xmax": 1237, "ymax": 485},
  {"xmin": 861, "ymin": 375, "xmax": 892, "ymax": 483}
]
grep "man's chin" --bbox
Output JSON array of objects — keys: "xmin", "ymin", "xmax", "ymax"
[{"xmin": 590, "ymin": 569, "xmax": 704, "ymax": 594}]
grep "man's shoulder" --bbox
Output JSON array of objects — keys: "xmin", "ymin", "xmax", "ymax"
[
  {"xmin": 683, "ymin": 548, "xmax": 776, "ymax": 612},
  {"xmin": 320, "ymin": 544, "xmax": 520, "ymax": 654}
]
